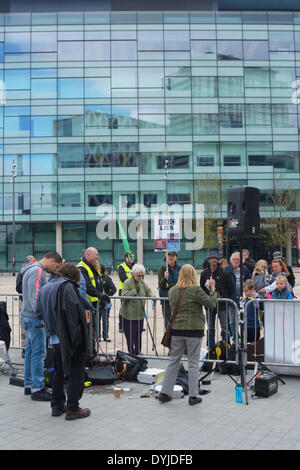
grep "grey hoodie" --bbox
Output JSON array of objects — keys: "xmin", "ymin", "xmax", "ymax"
[{"xmin": 20, "ymin": 261, "xmax": 47, "ymax": 318}]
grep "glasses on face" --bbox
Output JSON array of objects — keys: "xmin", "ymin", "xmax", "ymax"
[
  {"xmin": 232, "ymin": 258, "xmax": 240, "ymax": 261},
  {"xmin": 136, "ymin": 274, "xmax": 143, "ymax": 278}
]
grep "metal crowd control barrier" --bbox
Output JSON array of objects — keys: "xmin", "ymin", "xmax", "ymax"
[
  {"xmin": 243, "ymin": 298, "xmax": 300, "ymax": 377},
  {"xmin": 82, "ymin": 296, "xmax": 241, "ymax": 370},
  {"xmin": 7, "ymin": 293, "xmax": 240, "ymax": 366},
  {"xmin": 0, "ymin": 294, "xmax": 23, "ymax": 350}
]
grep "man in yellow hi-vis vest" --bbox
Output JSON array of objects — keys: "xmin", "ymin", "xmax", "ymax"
[
  {"xmin": 77, "ymin": 247, "xmax": 109, "ymax": 354},
  {"xmin": 118, "ymin": 251, "xmax": 135, "ymax": 332}
]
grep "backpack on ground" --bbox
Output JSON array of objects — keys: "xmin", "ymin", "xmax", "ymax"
[
  {"xmin": 217, "ymin": 345, "xmax": 241, "ymax": 376},
  {"xmin": 114, "ymin": 350, "xmax": 148, "ymax": 381}
]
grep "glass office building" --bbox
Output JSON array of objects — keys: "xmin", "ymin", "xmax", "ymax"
[{"xmin": 1, "ymin": 1, "xmax": 300, "ymax": 269}]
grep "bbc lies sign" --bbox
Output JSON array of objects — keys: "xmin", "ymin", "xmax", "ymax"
[{"xmin": 154, "ymin": 216, "xmax": 180, "ymax": 252}]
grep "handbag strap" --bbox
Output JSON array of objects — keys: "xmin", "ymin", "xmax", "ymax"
[{"xmin": 168, "ymin": 288, "xmax": 186, "ymax": 327}]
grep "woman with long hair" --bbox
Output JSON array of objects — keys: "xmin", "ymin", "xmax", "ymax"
[
  {"xmin": 258, "ymin": 259, "xmax": 291, "ymax": 296},
  {"xmin": 252, "ymin": 259, "xmax": 269, "ymax": 298},
  {"xmin": 158, "ymin": 264, "xmax": 217, "ymax": 406}
]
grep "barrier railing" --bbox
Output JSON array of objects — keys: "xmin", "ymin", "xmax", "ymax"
[
  {"xmin": 5, "ymin": 293, "xmax": 239, "ymax": 366},
  {"xmin": 243, "ymin": 298, "xmax": 300, "ymax": 376},
  {"xmin": 0, "ymin": 294, "xmax": 23, "ymax": 349}
]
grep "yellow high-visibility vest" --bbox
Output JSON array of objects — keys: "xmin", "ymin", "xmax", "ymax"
[
  {"xmin": 118, "ymin": 262, "xmax": 131, "ymax": 291},
  {"xmin": 77, "ymin": 260, "xmax": 100, "ymax": 303}
]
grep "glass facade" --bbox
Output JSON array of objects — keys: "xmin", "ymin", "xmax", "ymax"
[{"xmin": 1, "ymin": 9, "xmax": 300, "ymax": 269}]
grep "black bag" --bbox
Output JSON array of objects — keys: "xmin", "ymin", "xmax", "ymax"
[
  {"xmin": 86, "ymin": 363, "xmax": 117, "ymax": 385},
  {"xmin": 218, "ymin": 346, "xmax": 241, "ymax": 376},
  {"xmin": 115, "ymin": 350, "xmax": 148, "ymax": 381},
  {"xmin": 175, "ymin": 364, "xmax": 189, "ymax": 394},
  {"xmin": 85, "ymin": 353, "xmax": 117, "ymax": 385},
  {"xmin": 201, "ymin": 341, "xmax": 230, "ymax": 372}
]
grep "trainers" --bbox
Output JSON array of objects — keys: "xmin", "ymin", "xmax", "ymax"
[
  {"xmin": 103, "ymin": 338, "xmax": 111, "ymax": 342},
  {"xmin": 158, "ymin": 393, "xmax": 172, "ymax": 403},
  {"xmin": 31, "ymin": 387, "xmax": 52, "ymax": 401},
  {"xmin": 188, "ymin": 396, "xmax": 202, "ymax": 406},
  {"xmin": 24, "ymin": 387, "xmax": 31, "ymax": 396},
  {"xmin": 65, "ymin": 407, "xmax": 91, "ymax": 421},
  {"xmin": 51, "ymin": 405, "xmax": 67, "ymax": 417}
]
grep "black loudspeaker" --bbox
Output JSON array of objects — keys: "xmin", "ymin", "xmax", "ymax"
[{"xmin": 227, "ymin": 186, "xmax": 260, "ymax": 236}]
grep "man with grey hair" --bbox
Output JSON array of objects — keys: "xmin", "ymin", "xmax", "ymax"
[
  {"xmin": 77, "ymin": 247, "xmax": 109, "ymax": 355},
  {"xmin": 242, "ymin": 249, "xmax": 255, "ymax": 275},
  {"xmin": 225, "ymin": 252, "xmax": 251, "ymax": 345}
]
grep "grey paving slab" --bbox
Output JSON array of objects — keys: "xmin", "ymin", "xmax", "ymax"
[{"xmin": 1, "ymin": 356, "xmax": 300, "ymax": 451}]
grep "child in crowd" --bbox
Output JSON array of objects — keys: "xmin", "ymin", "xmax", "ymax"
[
  {"xmin": 242, "ymin": 279, "xmax": 263, "ymax": 343},
  {"xmin": 271, "ymin": 275, "xmax": 294, "ymax": 300}
]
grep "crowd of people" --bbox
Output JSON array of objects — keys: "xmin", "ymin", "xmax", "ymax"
[{"xmin": 17, "ymin": 246, "xmax": 296, "ymax": 413}]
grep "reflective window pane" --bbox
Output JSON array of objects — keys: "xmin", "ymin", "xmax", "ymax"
[
  {"xmin": 5, "ymin": 69, "xmax": 30, "ymax": 90},
  {"xmin": 5, "ymin": 32, "xmax": 30, "ymax": 53},
  {"xmin": 58, "ymin": 78, "xmax": 84, "ymax": 98},
  {"xmin": 111, "ymin": 41, "xmax": 137, "ymax": 60},
  {"xmin": 217, "ymin": 41, "xmax": 243, "ymax": 60},
  {"xmin": 31, "ymin": 78, "xmax": 57, "ymax": 98},
  {"xmin": 112, "ymin": 68, "xmax": 137, "ymax": 88},
  {"xmin": 245, "ymin": 67, "xmax": 270, "ymax": 87},
  {"xmin": 166, "ymin": 114, "xmax": 192, "ymax": 134},
  {"xmin": 243, "ymin": 41, "xmax": 269, "ymax": 60},
  {"xmin": 138, "ymin": 68, "xmax": 163, "ymax": 88},
  {"xmin": 192, "ymin": 77, "xmax": 217, "ymax": 97},
  {"xmin": 85, "ymin": 78, "xmax": 110, "ymax": 98},
  {"xmin": 85, "ymin": 41, "xmax": 110, "ymax": 61},
  {"xmin": 4, "ymin": 154, "xmax": 30, "ymax": 175},
  {"xmin": 57, "ymin": 115, "xmax": 83, "ymax": 137},
  {"xmin": 32, "ymin": 32, "xmax": 57, "ymax": 53},
  {"xmin": 138, "ymin": 31, "xmax": 163, "ymax": 51},
  {"xmin": 164, "ymin": 31, "xmax": 190, "ymax": 51},
  {"xmin": 191, "ymin": 40, "xmax": 216, "ymax": 60},
  {"xmin": 218, "ymin": 76, "xmax": 243, "ymax": 97},
  {"xmin": 270, "ymin": 67, "xmax": 295, "ymax": 87},
  {"xmin": 58, "ymin": 41, "xmax": 83, "ymax": 61},
  {"xmin": 31, "ymin": 116, "xmax": 57, "ymax": 137},
  {"xmin": 58, "ymin": 144, "xmax": 84, "ymax": 168},
  {"xmin": 269, "ymin": 31, "xmax": 294, "ymax": 52},
  {"xmin": 31, "ymin": 154, "xmax": 57, "ymax": 175}
]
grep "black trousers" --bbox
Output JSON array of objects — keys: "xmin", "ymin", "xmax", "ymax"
[
  {"xmin": 51, "ymin": 344, "xmax": 85, "ymax": 411},
  {"xmin": 161, "ymin": 299, "xmax": 171, "ymax": 329}
]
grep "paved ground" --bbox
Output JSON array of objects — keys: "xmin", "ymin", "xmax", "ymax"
[{"xmin": 0, "ymin": 269, "xmax": 300, "ymax": 451}]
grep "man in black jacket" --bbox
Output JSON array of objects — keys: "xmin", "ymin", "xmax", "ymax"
[
  {"xmin": 37, "ymin": 263, "xmax": 90, "ymax": 420},
  {"xmin": 99, "ymin": 264, "xmax": 117, "ymax": 342},
  {"xmin": 200, "ymin": 252, "xmax": 234, "ymax": 351}
]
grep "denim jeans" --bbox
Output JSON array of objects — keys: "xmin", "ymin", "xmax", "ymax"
[
  {"xmin": 99, "ymin": 307, "xmax": 110, "ymax": 340},
  {"xmin": 206, "ymin": 308, "xmax": 230, "ymax": 351},
  {"xmin": 21, "ymin": 315, "xmax": 46, "ymax": 392}
]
